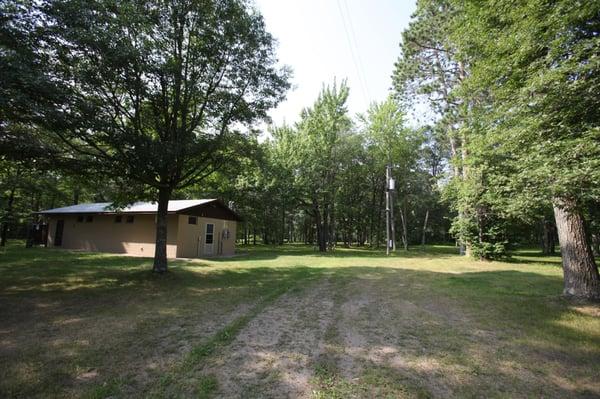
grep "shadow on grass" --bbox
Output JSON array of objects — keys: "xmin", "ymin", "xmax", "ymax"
[{"xmin": 506, "ymin": 248, "xmax": 564, "ymax": 267}]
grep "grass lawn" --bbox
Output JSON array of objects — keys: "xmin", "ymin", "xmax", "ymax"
[{"xmin": 0, "ymin": 242, "xmax": 599, "ymax": 398}]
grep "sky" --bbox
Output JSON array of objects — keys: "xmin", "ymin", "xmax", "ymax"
[{"xmin": 254, "ymin": 0, "xmax": 417, "ymax": 127}]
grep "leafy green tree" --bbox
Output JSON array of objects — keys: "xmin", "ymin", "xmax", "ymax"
[
  {"xmin": 267, "ymin": 81, "xmax": 354, "ymax": 251},
  {"xmin": 393, "ymin": 0, "xmax": 464, "ymax": 178},
  {"xmin": 393, "ymin": 0, "xmax": 477, "ymax": 254},
  {"xmin": 360, "ymin": 96, "xmax": 423, "ymax": 250},
  {"xmin": 452, "ymin": 0, "xmax": 600, "ymax": 298},
  {"xmin": 0, "ymin": 155, "xmax": 104, "ymax": 245},
  {"xmin": 1, "ymin": 0, "xmax": 290, "ymax": 271}
]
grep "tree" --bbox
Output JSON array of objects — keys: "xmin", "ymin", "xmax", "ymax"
[
  {"xmin": 360, "ymin": 96, "xmax": 423, "ymax": 250},
  {"xmin": 392, "ymin": 0, "xmax": 476, "ymax": 254},
  {"xmin": 452, "ymin": 0, "xmax": 600, "ymax": 299},
  {"xmin": 266, "ymin": 81, "xmax": 354, "ymax": 251},
  {"xmin": 1, "ymin": 0, "xmax": 290, "ymax": 271}
]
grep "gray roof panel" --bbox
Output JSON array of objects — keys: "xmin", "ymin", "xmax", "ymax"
[{"xmin": 39, "ymin": 199, "xmax": 217, "ymax": 214}]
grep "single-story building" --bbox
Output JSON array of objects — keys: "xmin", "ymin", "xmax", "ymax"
[{"xmin": 38, "ymin": 199, "xmax": 241, "ymax": 258}]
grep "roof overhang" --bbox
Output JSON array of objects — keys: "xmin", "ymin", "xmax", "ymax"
[{"xmin": 37, "ymin": 199, "xmax": 242, "ymax": 221}]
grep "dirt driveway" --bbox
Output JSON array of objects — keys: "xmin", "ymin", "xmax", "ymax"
[{"xmin": 176, "ymin": 268, "xmax": 600, "ymax": 398}]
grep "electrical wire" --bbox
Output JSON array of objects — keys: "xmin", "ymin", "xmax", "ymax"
[
  {"xmin": 342, "ymin": 0, "xmax": 371, "ymax": 100},
  {"xmin": 335, "ymin": 0, "xmax": 370, "ymax": 108}
]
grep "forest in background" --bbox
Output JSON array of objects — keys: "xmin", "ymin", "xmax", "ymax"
[{"xmin": 1, "ymin": 0, "xmax": 599, "ymax": 297}]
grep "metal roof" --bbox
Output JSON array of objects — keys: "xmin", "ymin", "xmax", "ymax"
[{"xmin": 38, "ymin": 199, "xmax": 217, "ymax": 214}]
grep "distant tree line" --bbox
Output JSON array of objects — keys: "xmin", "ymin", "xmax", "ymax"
[{"xmin": 194, "ymin": 81, "xmax": 451, "ymax": 251}]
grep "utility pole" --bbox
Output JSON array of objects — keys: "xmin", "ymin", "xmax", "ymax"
[
  {"xmin": 386, "ymin": 166, "xmax": 390, "ymax": 256},
  {"xmin": 390, "ymin": 166, "xmax": 396, "ymax": 252},
  {"xmin": 386, "ymin": 165, "xmax": 396, "ymax": 255}
]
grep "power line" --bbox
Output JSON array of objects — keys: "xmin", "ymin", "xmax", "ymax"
[
  {"xmin": 335, "ymin": 0, "xmax": 370, "ymax": 108},
  {"xmin": 342, "ymin": 0, "xmax": 371, "ymax": 100}
]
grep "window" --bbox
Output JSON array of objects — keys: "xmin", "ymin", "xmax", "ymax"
[
  {"xmin": 188, "ymin": 216, "xmax": 197, "ymax": 225},
  {"xmin": 77, "ymin": 215, "xmax": 84, "ymax": 223},
  {"xmin": 205, "ymin": 223, "xmax": 214, "ymax": 244},
  {"xmin": 126, "ymin": 215, "xmax": 134, "ymax": 223},
  {"xmin": 85, "ymin": 215, "xmax": 93, "ymax": 223},
  {"xmin": 115, "ymin": 215, "xmax": 122, "ymax": 223}
]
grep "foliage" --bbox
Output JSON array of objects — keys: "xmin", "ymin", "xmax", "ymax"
[
  {"xmin": 1, "ymin": 0, "xmax": 290, "ymax": 269},
  {"xmin": 452, "ymin": 0, "xmax": 600, "ymax": 208}
]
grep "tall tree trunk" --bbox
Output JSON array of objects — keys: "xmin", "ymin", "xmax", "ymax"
[
  {"xmin": 477, "ymin": 208, "xmax": 485, "ymax": 260},
  {"xmin": 153, "ymin": 186, "xmax": 171, "ymax": 273},
  {"xmin": 402, "ymin": 197, "xmax": 409, "ymax": 250},
  {"xmin": 541, "ymin": 217, "xmax": 555, "ymax": 255},
  {"xmin": 322, "ymin": 203, "xmax": 329, "ymax": 251},
  {"xmin": 281, "ymin": 199, "xmax": 285, "ymax": 245},
  {"xmin": 553, "ymin": 198, "xmax": 600, "ymax": 300},
  {"xmin": 315, "ymin": 215, "xmax": 325, "ymax": 252},
  {"xmin": 460, "ymin": 127, "xmax": 472, "ymax": 257},
  {"xmin": 1, "ymin": 187, "xmax": 16, "ymax": 247},
  {"xmin": 421, "ymin": 209, "xmax": 429, "ymax": 247},
  {"xmin": 329, "ymin": 200, "xmax": 336, "ymax": 250},
  {"xmin": 313, "ymin": 200, "xmax": 326, "ymax": 252},
  {"xmin": 375, "ymin": 186, "xmax": 385, "ymax": 248},
  {"xmin": 399, "ymin": 207, "xmax": 408, "ymax": 251}
]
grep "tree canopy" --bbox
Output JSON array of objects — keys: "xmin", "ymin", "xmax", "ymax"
[{"xmin": 1, "ymin": 0, "xmax": 290, "ymax": 271}]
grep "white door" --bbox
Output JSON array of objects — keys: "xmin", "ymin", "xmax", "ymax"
[{"xmin": 204, "ymin": 223, "xmax": 214, "ymax": 256}]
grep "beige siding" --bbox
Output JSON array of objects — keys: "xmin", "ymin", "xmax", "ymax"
[
  {"xmin": 176, "ymin": 215, "xmax": 236, "ymax": 258},
  {"xmin": 46, "ymin": 214, "xmax": 178, "ymax": 258}
]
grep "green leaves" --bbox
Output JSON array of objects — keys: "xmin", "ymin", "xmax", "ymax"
[
  {"xmin": 454, "ymin": 0, "xmax": 600, "ymax": 205},
  {"xmin": 2, "ymin": 0, "xmax": 290, "ymax": 195}
]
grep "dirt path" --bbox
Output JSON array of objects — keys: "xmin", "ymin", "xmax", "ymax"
[
  {"xmin": 202, "ymin": 270, "xmax": 498, "ymax": 398},
  {"xmin": 205, "ymin": 277, "xmax": 336, "ymax": 398},
  {"xmin": 173, "ymin": 268, "xmax": 598, "ymax": 398},
  {"xmin": 331, "ymin": 272, "xmax": 466, "ymax": 397},
  {"xmin": 194, "ymin": 271, "xmax": 476, "ymax": 398}
]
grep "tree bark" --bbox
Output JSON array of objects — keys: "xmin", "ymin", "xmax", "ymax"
[
  {"xmin": 1, "ymin": 187, "xmax": 16, "ymax": 247},
  {"xmin": 421, "ymin": 209, "xmax": 429, "ymax": 247},
  {"xmin": 152, "ymin": 186, "xmax": 171, "ymax": 273},
  {"xmin": 314, "ymin": 200, "xmax": 326, "ymax": 252},
  {"xmin": 281, "ymin": 200, "xmax": 285, "ymax": 245},
  {"xmin": 322, "ymin": 204, "xmax": 329, "ymax": 251},
  {"xmin": 329, "ymin": 200, "xmax": 336, "ymax": 250},
  {"xmin": 401, "ymin": 197, "xmax": 408, "ymax": 250},
  {"xmin": 553, "ymin": 198, "xmax": 600, "ymax": 300},
  {"xmin": 375, "ymin": 186, "xmax": 385, "ymax": 248},
  {"xmin": 541, "ymin": 218, "xmax": 555, "ymax": 255}
]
